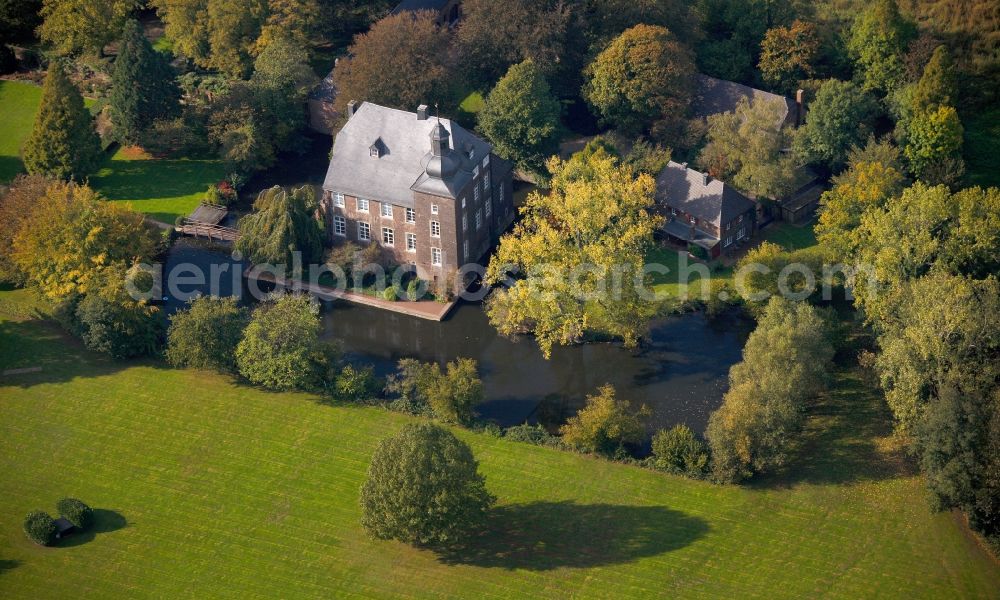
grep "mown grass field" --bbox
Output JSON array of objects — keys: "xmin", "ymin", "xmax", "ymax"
[
  {"xmin": 0, "ymin": 287, "xmax": 997, "ymax": 598},
  {"xmin": 0, "ymin": 80, "xmax": 224, "ymax": 224}
]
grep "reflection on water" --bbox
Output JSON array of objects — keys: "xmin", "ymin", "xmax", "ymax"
[
  {"xmin": 164, "ymin": 238, "xmax": 750, "ymax": 436},
  {"xmin": 322, "ymin": 299, "xmax": 750, "ymax": 434}
]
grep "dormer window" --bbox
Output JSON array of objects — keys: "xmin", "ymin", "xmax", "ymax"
[
  {"xmin": 370, "ymin": 147, "xmax": 379, "ymax": 158},
  {"xmin": 369, "ymin": 138, "xmax": 385, "ymax": 158}
]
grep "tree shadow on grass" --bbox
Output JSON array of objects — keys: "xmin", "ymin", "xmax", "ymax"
[
  {"xmin": 435, "ymin": 501, "xmax": 708, "ymax": 570},
  {"xmin": 56, "ymin": 509, "xmax": 127, "ymax": 548},
  {"xmin": 0, "ymin": 155, "xmax": 26, "ymax": 185},
  {"xmin": 0, "ymin": 559, "xmax": 20, "ymax": 575}
]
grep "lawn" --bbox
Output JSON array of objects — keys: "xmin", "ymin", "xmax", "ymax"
[
  {"xmin": 760, "ymin": 221, "xmax": 819, "ymax": 251},
  {"xmin": 0, "ymin": 80, "xmax": 224, "ymax": 224},
  {"xmin": 90, "ymin": 147, "xmax": 227, "ymax": 224},
  {"xmin": 645, "ymin": 245, "xmax": 732, "ymax": 300},
  {"xmin": 0, "ymin": 288, "xmax": 997, "ymax": 598}
]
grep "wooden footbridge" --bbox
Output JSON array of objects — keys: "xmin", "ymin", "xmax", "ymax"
[{"xmin": 177, "ymin": 203, "xmax": 241, "ymax": 242}]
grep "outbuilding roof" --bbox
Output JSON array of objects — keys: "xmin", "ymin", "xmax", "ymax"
[
  {"xmin": 655, "ymin": 161, "xmax": 757, "ymax": 229},
  {"xmin": 692, "ymin": 74, "xmax": 798, "ymax": 130}
]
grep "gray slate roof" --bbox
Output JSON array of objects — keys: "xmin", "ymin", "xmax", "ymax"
[
  {"xmin": 308, "ymin": 68, "xmax": 336, "ymax": 102},
  {"xmin": 655, "ymin": 161, "xmax": 756, "ymax": 229},
  {"xmin": 692, "ymin": 74, "xmax": 797, "ymax": 129},
  {"xmin": 322, "ymin": 102, "xmax": 493, "ymax": 208}
]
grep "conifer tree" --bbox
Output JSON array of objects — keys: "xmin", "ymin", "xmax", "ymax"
[
  {"xmin": 22, "ymin": 61, "xmax": 102, "ymax": 180},
  {"xmin": 109, "ymin": 19, "xmax": 181, "ymax": 145}
]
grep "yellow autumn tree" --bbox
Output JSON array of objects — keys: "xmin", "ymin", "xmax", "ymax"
[{"xmin": 484, "ymin": 144, "xmax": 662, "ymax": 358}]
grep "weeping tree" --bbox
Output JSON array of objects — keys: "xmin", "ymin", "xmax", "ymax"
[
  {"xmin": 109, "ymin": 19, "xmax": 181, "ymax": 145},
  {"xmin": 236, "ymin": 185, "xmax": 323, "ymax": 272}
]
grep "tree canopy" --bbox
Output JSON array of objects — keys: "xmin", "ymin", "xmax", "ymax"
[
  {"xmin": 560, "ymin": 385, "xmax": 649, "ymax": 456},
  {"xmin": 759, "ymin": 20, "xmax": 820, "ymax": 94},
  {"xmin": 477, "ymin": 60, "xmax": 561, "ymax": 176},
  {"xmin": 236, "ymin": 186, "xmax": 323, "ymax": 271},
  {"xmin": 484, "ymin": 145, "xmax": 661, "ymax": 358},
  {"xmin": 360, "ymin": 423, "xmax": 495, "ymax": 546},
  {"xmin": 38, "ymin": 0, "xmax": 138, "ymax": 56},
  {"xmin": 166, "ymin": 295, "xmax": 248, "ymax": 372},
  {"xmin": 584, "ymin": 24, "xmax": 695, "ymax": 137},
  {"xmin": 847, "ymin": 0, "xmax": 915, "ymax": 95},
  {"xmin": 792, "ymin": 79, "xmax": 879, "ymax": 171},
  {"xmin": 109, "ymin": 19, "xmax": 181, "ymax": 145},
  {"xmin": 22, "ymin": 61, "xmax": 102, "ymax": 180}
]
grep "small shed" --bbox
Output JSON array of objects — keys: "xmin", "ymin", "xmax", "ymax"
[{"xmin": 54, "ymin": 518, "xmax": 76, "ymax": 539}]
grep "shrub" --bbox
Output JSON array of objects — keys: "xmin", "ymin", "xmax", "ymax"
[
  {"xmin": 334, "ymin": 364, "xmax": 379, "ymax": 402},
  {"xmin": 166, "ymin": 295, "xmax": 248, "ymax": 372},
  {"xmin": 235, "ymin": 294, "xmax": 339, "ymax": 391},
  {"xmin": 74, "ymin": 266, "xmax": 165, "ymax": 359},
  {"xmin": 360, "ymin": 423, "xmax": 495, "ymax": 546},
  {"xmin": 23, "ymin": 511, "xmax": 57, "ymax": 546},
  {"xmin": 504, "ymin": 423, "xmax": 560, "ymax": 446},
  {"xmin": 139, "ymin": 116, "xmax": 209, "ymax": 157},
  {"xmin": 650, "ymin": 425, "xmax": 710, "ymax": 476},
  {"xmin": 382, "ymin": 286, "xmax": 397, "ymax": 302},
  {"xmin": 56, "ymin": 498, "xmax": 94, "ymax": 529},
  {"xmin": 406, "ymin": 279, "xmax": 420, "ymax": 301},
  {"xmin": 560, "ymin": 385, "xmax": 649, "ymax": 456},
  {"xmin": 384, "ymin": 358, "xmax": 483, "ymax": 425}
]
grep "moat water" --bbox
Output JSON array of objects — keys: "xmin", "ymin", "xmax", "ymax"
[{"xmin": 163, "ymin": 239, "xmax": 750, "ymax": 435}]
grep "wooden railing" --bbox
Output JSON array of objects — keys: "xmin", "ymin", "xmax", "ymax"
[{"xmin": 177, "ymin": 219, "xmax": 241, "ymax": 242}]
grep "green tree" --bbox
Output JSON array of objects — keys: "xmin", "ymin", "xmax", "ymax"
[
  {"xmin": 706, "ymin": 297, "xmax": 833, "ymax": 482},
  {"xmin": 39, "ymin": 0, "xmax": 138, "ymax": 56},
  {"xmin": 384, "ymin": 358, "xmax": 484, "ymax": 425},
  {"xmin": 815, "ymin": 140, "xmax": 905, "ymax": 261},
  {"xmin": 584, "ymin": 24, "xmax": 695, "ymax": 136},
  {"xmin": 792, "ymin": 79, "xmax": 879, "ymax": 171},
  {"xmin": 333, "ymin": 12, "xmax": 453, "ymax": 114},
  {"xmin": 22, "ymin": 61, "xmax": 102, "ymax": 180},
  {"xmin": 0, "ymin": 175, "xmax": 51, "ymax": 284},
  {"xmin": 11, "ymin": 181, "xmax": 158, "ymax": 300},
  {"xmin": 360, "ymin": 423, "xmax": 495, "ymax": 546},
  {"xmin": 560, "ymin": 385, "xmax": 649, "ymax": 456},
  {"xmin": 650, "ymin": 424, "xmax": 710, "ymax": 476},
  {"xmin": 697, "ymin": 96, "xmax": 798, "ymax": 199},
  {"xmin": 0, "ymin": 0, "xmax": 42, "ymax": 44},
  {"xmin": 477, "ymin": 60, "xmax": 561, "ymax": 176},
  {"xmin": 235, "ymin": 294, "xmax": 339, "ymax": 391},
  {"xmin": 484, "ymin": 147, "xmax": 662, "ymax": 358},
  {"xmin": 109, "ymin": 19, "xmax": 181, "ymax": 145},
  {"xmin": 912, "ymin": 45, "xmax": 956, "ymax": 111},
  {"xmin": 759, "ymin": 20, "xmax": 820, "ymax": 94},
  {"xmin": 74, "ymin": 265, "xmax": 165, "ymax": 359},
  {"xmin": 693, "ymin": 0, "xmax": 800, "ymax": 84},
  {"xmin": 166, "ymin": 295, "xmax": 248, "ymax": 372},
  {"xmin": 236, "ymin": 186, "xmax": 323, "ymax": 272},
  {"xmin": 846, "ymin": 0, "xmax": 914, "ymax": 94},
  {"xmin": 254, "ymin": 0, "xmax": 320, "ymax": 55},
  {"xmin": 903, "ymin": 105, "xmax": 964, "ymax": 184}
]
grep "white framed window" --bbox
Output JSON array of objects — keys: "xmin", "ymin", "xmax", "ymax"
[
  {"xmin": 405, "ymin": 207, "xmax": 415, "ymax": 223},
  {"xmin": 382, "ymin": 227, "xmax": 394, "ymax": 246},
  {"xmin": 737, "ymin": 227, "xmax": 746, "ymax": 239},
  {"xmin": 461, "ymin": 197, "xmax": 466, "ymax": 209},
  {"xmin": 473, "ymin": 185, "xmax": 480, "ymax": 203},
  {"xmin": 724, "ymin": 236, "xmax": 733, "ymax": 247},
  {"xmin": 463, "ymin": 240, "xmax": 469, "ymax": 262},
  {"xmin": 358, "ymin": 221, "xmax": 371, "ymax": 241},
  {"xmin": 431, "ymin": 204, "xmax": 439, "ymax": 214},
  {"xmin": 381, "ymin": 203, "xmax": 393, "ymax": 218},
  {"xmin": 333, "ymin": 215, "xmax": 346, "ymax": 236},
  {"xmin": 498, "ymin": 182, "xmax": 504, "ymax": 202},
  {"xmin": 482, "ymin": 155, "xmax": 490, "ymax": 167},
  {"xmin": 430, "ymin": 220, "xmax": 440, "ymax": 237},
  {"xmin": 472, "ymin": 165, "xmax": 480, "ymax": 178},
  {"xmin": 475, "ymin": 209, "xmax": 482, "ymax": 230},
  {"xmin": 406, "ymin": 233, "xmax": 416, "ymax": 252},
  {"xmin": 484, "ymin": 171, "xmax": 490, "ymax": 189},
  {"xmin": 462, "ymin": 214, "xmax": 467, "ymax": 232},
  {"xmin": 484, "ymin": 200, "xmax": 491, "ymax": 218},
  {"xmin": 357, "ymin": 198, "xmax": 369, "ymax": 212},
  {"xmin": 370, "ymin": 147, "xmax": 379, "ymax": 158},
  {"xmin": 431, "ymin": 247, "xmax": 442, "ymax": 265},
  {"xmin": 333, "ymin": 192, "xmax": 345, "ymax": 207}
]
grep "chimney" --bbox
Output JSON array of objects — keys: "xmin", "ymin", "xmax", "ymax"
[
  {"xmin": 347, "ymin": 100, "xmax": 358, "ymax": 118},
  {"xmin": 795, "ymin": 89, "xmax": 805, "ymax": 128},
  {"xmin": 702, "ymin": 172, "xmax": 710, "ymax": 186},
  {"xmin": 416, "ymin": 104, "xmax": 429, "ymax": 120}
]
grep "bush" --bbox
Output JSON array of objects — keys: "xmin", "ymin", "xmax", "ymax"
[
  {"xmin": 382, "ymin": 286, "xmax": 397, "ymax": 302},
  {"xmin": 560, "ymin": 385, "xmax": 649, "ymax": 456},
  {"xmin": 360, "ymin": 423, "xmax": 495, "ymax": 546},
  {"xmin": 406, "ymin": 279, "xmax": 420, "ymax": 301},
  {"xmin": 139, "ymin": 116, "xmax": 209, "ymax": 158},
  {"xmin": 334, "ymin": 364, "xmax": 378, "ymax": 402},
  {"xmin": 166, "ymin": 296, "xmax": 248, "ymax": 372},
  {"xmin": 384, "ymin": 358, "xmax": 483, "ymax": 425},
  {"xmin": 235, "ymin": 294, "xmax": 339, "ymax": 391},
  {"xmin": 74, "ymin": 267, "xmax": 165, "ymax": 359},
  {"xmin": 23, "ymin": 511, "xmax": 57, "ymax": 546},
  {"xmin": 504, "ymin": 423, "xmax": 560, "ymax": 446},
  {"xmin": 650, "ymin": 425, "xmax": 710, "ymax": 476},
  {"xmin": 56, "ymin": 498, "xmax": 94, "ymax": 529}
]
